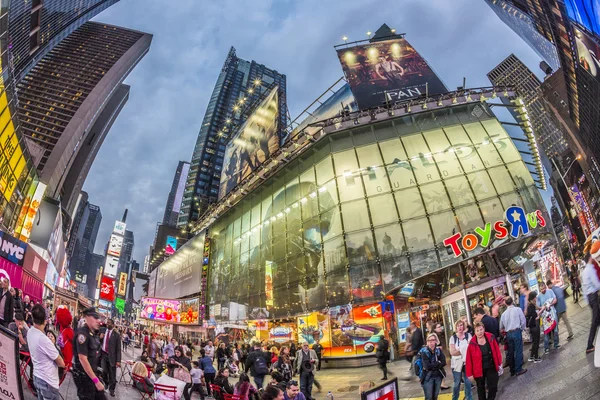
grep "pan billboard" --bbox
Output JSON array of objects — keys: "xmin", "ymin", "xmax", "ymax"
[
  {"xmin": 219, "ymin": 87, "xmax": 280, "ymax": 199},
  {"xmin": 574, "ymin": 26, "xmax": 600, "ymax": 82},
  {"xmin": 336, "ymin": 37, "xmax": 447, "ymax": 109}
]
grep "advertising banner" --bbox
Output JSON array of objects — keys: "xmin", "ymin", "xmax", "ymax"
[
  {"xmin": 566, "ymin": 0, "xmax": 600, "ymax": 36},
  {"xmin": 15, "ymin": 182, "xmax": 46, "ymax": 241},
  {"xmin": 22, "ymin": 246, "xmax": 47, "ymax": 282},
  {"xmin": 113, "ymin": 221, "xmax": 126, "ymax": 236},
  {"xmin": 538, "ymin": 248, "xmax": 564, "ymax": 287},
  {"xmin": 297, "ymin": 312, "xmax": 331, "ymax": 351},
  {"xmin": 107, "ymin": 234, "xmax": 123, "ymax": 257},
  {"xmin": 0, "ymin": 258, "xmax": 23, "ymax": 291},
  {"xmin": 219, "ymin": 87, "xmax": 280, "ymax": 199},
  {"xmin": 103, "ymin": 255, "xmax": 119, "ymax": 277},
  {"xmin": 154, "ymin": 231, "xmax": 205, "ymax": 298},
  {"xmin": 0, "ymin": 89, "xmax": 27, "ymax": 202},
  {"xmin": 117, "ymin": 272, "xmax": 127, "ymax": 296},
  {"xmin": 574, "ymin": 25, "xmax": 600, "ymax": 82},
  {"xmin": 165, "ymin": 236, "xmax": 177, "ymax": 256},
  {"xmin": 115, "ymin": 298, "xmax": 125, "ymax": 314},
  {"xmin": 336, "ymin": 37, "xmax": 447, "ymax": 109},
  {"xmin": 0, "ymin": 326, "xmax": 24, "ymax": 400},
  {"xmin": 0, "ymin": 231, "xmax": 27, "ymax": 266},
  {"xmin": 268, "ymin": 322, "xmax": 296, "ymax": 344},
  {"xmin": 140, "ymin": 297, "xmax": 200, "ymax": 325},
  {"xmin": 100, "ymin": 276, "xmax": 116, "ymax": 302}
]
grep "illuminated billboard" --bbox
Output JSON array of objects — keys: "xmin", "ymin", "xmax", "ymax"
[
  {"xmin": 140, "ymin": 297, "xmax": 200, "ymax": 325},
  {"xmin": 107, "ymin": 234, "xmax": 123, "ymax": 257},
  {"xmin": 219, "ymin": 87, "xmax": 280, "ymax": 199},
  {"xmin": 565, "ymin": 0, "xmax": 600, "ymax": 36},
  {"xmin": 113, "ymin": 221, "xmax": 126, "ymax": 236},
  {"xmin": 118, "ymin": 272, "xmax": 127, "ymax": 296},
  {"xmin": 15, "ymin": 182, "xmax": 46, "ymax": 241},
  {"xmin": 100, "ymin": 276, "xmax": 116, "ymax": 301},
  {"xmin": 103, "ymin": 255, "xmax": 119, "ymax": 277},
  {"xmin": 336, "ymin": 37, "xmax": 447, "ymax": 109},
  {"xmin": 165, "ymin": 235, "xmax": 177, "ymax": 256},
  {"xmin": 574, "ymin": 26, "xmax": 600, "ymax": 82},
  {"xmin": 0, "ymin": 92, "xmax": 27, "ymax": 202}
]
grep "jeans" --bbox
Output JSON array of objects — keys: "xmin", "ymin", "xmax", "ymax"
[
  {"xmin": 34, "ymin": 376, "xmax": 61, "ymax": 400},
  {"xmin": 544, "ymin": 324, "xmax": 559, "ymax": 351},
  {"xmin": 204, "ymin": 373, "xmax": 215, "ymax": 395},
  {"xmin": 530, "ymin": 325, "xmax": 541, "ymax": 359},
  {"xmin": 506, "ymin": 330, "xmax": 524, "ymax": 374},
  {"xmin": 558, "ymin": 311, "xmax": 574, "ymax": 336},
  {"xmin": 253, "ymin": 374, "xmax": 265, "ymax": 389},
  {"xmin": 422, "ymin": 375, "xmax": 442, "ymax": 400},
  {"xmin": 587, "ymin": 291, "xmax": 600, "ymax": 350},
  {"xmin": 475, "ymin": 367, "xmax": 498, "ymax": 400},
  {"xmin": 452, "ymin": 368, "xmax": 472, "ymax": 400},
  {"xmin": 300, "ymin": 371, "xmax": 315, "ymax": 399}
]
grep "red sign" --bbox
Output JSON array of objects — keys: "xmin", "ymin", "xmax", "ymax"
[{"xmin": 100, "ymin": 276, "xmax": 115, "ymax": 301}]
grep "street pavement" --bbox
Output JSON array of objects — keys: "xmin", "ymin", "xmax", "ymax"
[{"xmin": 21, "ymin": 293, "xmax": 600, "ymax": 399}]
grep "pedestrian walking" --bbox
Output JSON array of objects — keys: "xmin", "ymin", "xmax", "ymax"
[
  {"xmin": 449, "ymin": 320, "xmax": 472, "ymax": 400},
  {"xmin": 536, "ymin": 282, "xmax": 561, "ymax": 353},
  {"xmin": 499, "ymin": 296, "xmax": 527, "ymax": 376},
  {"xmin": 27, "ymin": 304, "xmax": 66, "ymax": 400},
  {"xmin": 72, "ymin": 307, "xmax": 106, "ymax": 399},
  {"xmin": 312, "ymin": 341, "xmax": 323, "ymax": 371},
  {"xmin": 246, "ymin": 342, "xmax": 270, "ymax": 389},
  {"xmin": 205, "ymin": 340, "xmax": 215, "ymax": 361},
  {"xmin": 100, "ymin": 318, "xmax": 121, "ymax": 397},
  {"xmin": 409, "ymin": 322, "xmax": 424, "ymax": 372},
  {"xmin": 198, "ymin": 349, "xmax": 216, "ymax": 396},
  {"xmin": 217, "ymin": 342, "xmax": 227, "ymax": 370},
  {"xmin": 465, "ymin": 322, "xmax": 502, "ymax": 400},
  {"xmin": 547, "ymin": 279, "xmax": 574, "ymax": 339},
  {"xmin": 473, "ymin": 308, "xmax": 499, "ymax": 339},
  {"xmin": 277, "ymin": 346, "xmax": 293, "ymax": 381},
  {"xmin": 293, "ymin": 342, "xmax": 318, "ymax": 400},
  {"xmin": 526, "ymin": 291, "xmax": 542, "ymax": 363},
  {"xmin": 583, "ymin": 252, "xmax": 600, "ymax": 353},
  {"xmin": 418, "ymin": 333, "xmax": 446, "ymax": 400},
  {"xmin": 0, "ymin": 278, "xmax": 14, "ymax": 327},
  {"xmin": 571, "ymin": 263, "xmax": 582, "ymax": 303},
  {"xmin": 375, "ymin": 336, "xmax": 390, "ymax": 380}
]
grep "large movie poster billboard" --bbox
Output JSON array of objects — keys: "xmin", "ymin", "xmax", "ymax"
[
  {"xmin": 574, "ymin": 25, "xmax": 600, "ymax": 82},
  {"xmin": 219, "ymin": 87, "xmax": 280, "ymax": 199},
  {"xmin": 336, "ymin": 38, "xmax": 447, "ymax": 109}
]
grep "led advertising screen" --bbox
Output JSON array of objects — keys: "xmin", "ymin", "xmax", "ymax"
[
  {"xmin": 117, "ymin": 272, "xmax": 127, "ymax": 296},
  {"xmin": 140, "ymin": 297, "xmax": 200, "ymax": 325},
  {"xmin": 219, "ymin": 87, "xmax": 280, "ymax": 199},
  {"xmin": 574, "ymin": 25, "xmax": 600, "ymax": 82},
  {"xmin": 165, "ymin": 235, "xmax": 177, "ymax": 256},
  {"xmin": 336, "ymin": 37, "xmax": 447, "ymax": 109},
  {"xmin": 565, "ymin": 0, "xmax": 600, "ymax": 36},
  {"xmin": 100, "ymin": 276, "xmax": 116, "ymax": 302},
  {"xmin": 107, "ymin": 234, "xmax": 123, "ymax": 257},
  {"xmin": 103, "ymin": 255, "xmax": 119, "ymax": 277},
  {"xmin": 361, "ymin": 379, "xmax": 400, "ymax": 400},
  {"xmin": 0, "ymin": 91, "xmax": 27, "ymax": 202},
  {"xmin": 113, "ymin": 221, "xmax": 126, "ymax": 236}
]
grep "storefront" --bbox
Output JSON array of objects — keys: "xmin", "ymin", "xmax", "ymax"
[{"xmin": 21, "ymin": 246, "xmax": 47, "ymax": 303}]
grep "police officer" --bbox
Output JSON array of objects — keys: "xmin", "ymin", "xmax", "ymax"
[{"xmin": 72, "ymin": 307, "xmax": 106, "ymax": 399}]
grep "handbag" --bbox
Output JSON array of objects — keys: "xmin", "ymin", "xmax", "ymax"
[{"xmin": 173, "ymin": 367, "xmax": 192, "ymax": 383}]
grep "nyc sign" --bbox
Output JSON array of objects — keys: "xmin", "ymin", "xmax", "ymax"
[{"xmin": 443, "ymin": 206, "xmax": 546, "ymax": 257}]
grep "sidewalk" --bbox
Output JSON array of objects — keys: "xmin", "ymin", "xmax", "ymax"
[{"xmin": 23, "ymin": 294, "xmax": 600, "ymax": 399}]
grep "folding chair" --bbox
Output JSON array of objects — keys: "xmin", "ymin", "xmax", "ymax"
[
  {"xmin": 19, "ymin": 351, "xmax": 35, "ymax": 395},
  {"xmin": 223, "ymin": 395, "xmax": 243, "ymax": 400},
  {"xmin": 154, "ymin": 382, "xmax": 177, "ymax": 400},
  {"xmin": 132, "ymin": 373, "xmax": 154, "ymax": 400},
  {"xmin": 210, "ymin": 384, "xmax": 223, "ymax": 399}
]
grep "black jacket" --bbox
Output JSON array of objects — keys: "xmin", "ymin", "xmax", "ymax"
[
  {"xmin": 376, "ymin": 338, "xmax": 389, "ymax": 362},
  {"xmin": 411, "ymin": 327, "xmax": 424, "ymax": 352},
  {"xmin": 421, "ymin": 346, "xmax": 446, "ymax": 383},
  {"xmin": 482, "ymin": 315, "xmax": 500, "ymax": 339},
  {"xmin": 101, "ymin": 328, "xmax": 122, "ymax": 366},
  {"xmin": 214, "ymin": 375, "xmax": 234, "ymax": 395},
  {"xmin": 0, "ymin": 289, "xmax": 14, "ymax": 325},
  {"xmin": 245, "ymin": 348, "xmax": 269, "ymax": 377},
  {"xmin": 217, "ymin": 347, "xmax": 227, "ymax": 360}
]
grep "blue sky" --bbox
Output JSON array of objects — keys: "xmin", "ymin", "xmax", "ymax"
[{"xmin": 84, "ymin": 0, "xmax": 547, "ymax": 262}]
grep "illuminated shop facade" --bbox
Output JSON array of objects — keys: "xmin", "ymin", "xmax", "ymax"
[{"xmin": 204, "ymin": 99, "xmax": 554, "ymax": 360}]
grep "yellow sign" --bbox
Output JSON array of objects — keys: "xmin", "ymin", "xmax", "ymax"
[
  {"xmin": 118, "ymin": 272, "xmax": 127, "ymax": 296},
  {"xmin": 0, "ymin": 91, "xmax": 25, "ymax": 201}
]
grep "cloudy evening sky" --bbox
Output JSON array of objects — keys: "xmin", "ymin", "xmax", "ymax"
[{"xmin": 84, "ymin": 0, "xmax": 544, "ymax": 263}]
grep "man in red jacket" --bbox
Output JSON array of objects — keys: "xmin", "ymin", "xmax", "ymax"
[{"xmin": 465, "ymin": 323, "xmax": 503, "ymax": 400}]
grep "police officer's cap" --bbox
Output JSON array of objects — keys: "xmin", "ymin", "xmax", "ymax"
[{"xmin": 81, "ymin": 307, "xmax": 101, "ymax": 319}]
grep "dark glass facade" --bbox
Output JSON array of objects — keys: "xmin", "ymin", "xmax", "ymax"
[
  {"xmin": 178, "ymin": 47, "xmax": 287, "ymax": 228},
  {"xmin": 206, "ymin": 103, "xmax": 547, "ymax": 321}
]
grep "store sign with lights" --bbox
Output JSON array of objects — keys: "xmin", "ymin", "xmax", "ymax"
[{"xmin": 443, "ymin": 206, "xmax": 546, "ymax": 257}]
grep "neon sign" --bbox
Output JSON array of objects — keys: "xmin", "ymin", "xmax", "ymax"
[{"xmin": 443, "ymin": 206, "xmax": 546, "ymax": 257}]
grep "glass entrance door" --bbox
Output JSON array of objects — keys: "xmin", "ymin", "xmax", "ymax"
[{"xmin": 442, "ymin": 297, "xmax": 468, "ymax": 346}]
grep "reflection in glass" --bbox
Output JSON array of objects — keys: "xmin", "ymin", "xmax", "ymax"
[
  {"xmin": 345, "ymin": 230, "xmax": 376, "ymax": 266},
  {"xmin": 420, "ymin": 182, "xmax": 451, "ymax": 213},
  {"xmin": 410, "ymin": 249, "xmax": 439, "ymax": 279},
  {"xmin": 368, "ymin": 194, "xmax": 399, "ymax": 226},
  {"xmin": 349, "ymin": 263, "xmax": 381, "ymax": 304},
  {"xmin": 327, "ymin": 268, "xmax": 351, "ymax": 305},
  {"xmin": 394, "ymin": 188, "xmax": 426, "ymax": 220},
  {"xmin": 333, "ymin": 149, "xmax": 358, "ymax": 176},
  {"xmin": 445, "ymin": 176, "xmax": 475, "ymax": 207},
  {"xmin": 467, "ymin": 171, "xmax": 497, "ymax": 201},
  {"xmin": 341, "ymin": 199, "xmax": 370, "ymax": 232},
  {"xmin": 362, "ymin": 167, "xmax": 390, "ymax": 196}
]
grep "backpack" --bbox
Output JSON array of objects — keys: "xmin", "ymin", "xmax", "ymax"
[
  {"xmin": 253, "ymin": 354, "xmax": 269, "ymax": 375},
  {"xmin": 414, "ymin": 347, "xmax": 441, "ymax": 380}
]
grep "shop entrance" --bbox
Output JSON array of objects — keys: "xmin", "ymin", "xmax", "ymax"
[{"xmin": 440, "ymin": 291, "xmax": 469, "ymax": 343}]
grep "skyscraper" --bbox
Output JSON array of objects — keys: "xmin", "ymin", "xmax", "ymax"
[
  {"xmin": 69, "ymin": 200, "xmax": 102, "ymax": 276},
  {"xmin": 8, "ymin": 0, "xmax": 120, "ymax": 83},
  {"xmin": 16, "ymin": 21, "xmax": 152, "ymax": 220},
  {"xmin": 487, "ymin": 54, "xmax": 568, "ymax": 160},
  {"xmin": 163, "ymin": 161, "xmax": 190, "ymax": 227},
  {"xmin": 177, "ymin": 47, "xmax": 287, "ymax": 228}
]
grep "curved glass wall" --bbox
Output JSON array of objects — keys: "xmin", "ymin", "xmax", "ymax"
[{"xmin": 207, "ymin": 103, "xmax": 547, "ymax": 321}]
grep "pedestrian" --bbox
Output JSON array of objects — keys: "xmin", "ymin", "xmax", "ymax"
[
  {"xmin": 583, "ymin": 252, "xmax": 600, "ymax": 354},
  {"xmin": 100, "ymin": 318, "xmax": 121, "ymax": 397},
  {"xmin": 405, "ymin": 326, "xmax": 414, "ymax": 364},
  {"xmin": 419, "ymin": 333, "xmax": 446, "ymax": 400},
  {"xmin": 13, "ymin": 288, "xmax": 23, "ymax": 316},
  {"xmin": 571, "ymin": 263, "xmax": 582, "ymax": 303},
  {"xmin": 547, "ymin": 279, "xmax": 574, "ymax": 340},
  {"xmin": 241, "ymin": 344, "xmax": 249, "ymax": 372},
  {"xmin": 449, "ymin": 320, "xmax": 473, "ymax": 400},
  {"xmin": 27, "ymin": 304, "xmax": 66, "ymax": 400},
  {"xmin": 465, "ymin": 322, "xmax": 502, "ymax": 400},
  {"xmin": 215, "ymin": 368, "xmax": 235, "ymax": 395},
  {"xmin": 433, "ymin": 324, "xmax": 449, "ymax": 390},
  {"xmin": 72, "ymin": 307, "xmax": 105, "ymax": 399},
  {"xmin": 149, "ymin": 336, "xmax": 160, "ymax": 365},
  {"xmin": 217, "ymin": 342, "xmax": 227, "ymax": 370},
  {"xmin": 234, "ymin": 372, "xmax": 258, "ymax": 400},
  {"xmin": 164, "ymin": 337, "xmax": 176, "ymax": 358},
  {"xmin": 246, "ymin": 342, "xmax": 270, "ymax": 389},
  {"xmin": 473, "ymin": 308, "xmax": 499, "ymax": 339},
  {"xmin": 410, "ymin": 322, "xmax": 424, "ymax": 372},
  {"xmin": 499, "ymin": 296, "xmax": 527, "ymax": 376},
  {"xmin": 293, "ymin": 342, "xmax": 318, "ymax": 400},
  {"xmin": 519, "ymin": 284, "xmax": 530, "ymax": 312},
  {"xmin": 0, "ymin": 278, "xmax": 14, "ymax": 327},
  {"xmin": 536, "ymin": 282, "xmax": 561, "ymax": 354},
  {"xmin": 198, "ymin": 349, "xmax": 216, "ymax": 397},
  {"xmin": 205, "ymin": 340, "xmax": 215, "ymax": 361},
  {"xmin": 277, "ymin": 346, "xmax": 293, "ymax": 381},
  {"xmin": 375, "ymin": 335, "xmax": 390, "ymax": 380},
  {"xmin": 526, "ymin": 291, "xmax": 542, "ymax": 363},
  {"xmin": 312, "ymin": 341, "xmax": 323, "ymax": 371},
  {"xmin": 261, "ymin": 385, "xmax": 285, "ymax": 400},
  {"xmin": 283, "ymin": 379, "xmax": 306, "ymax": 400}
]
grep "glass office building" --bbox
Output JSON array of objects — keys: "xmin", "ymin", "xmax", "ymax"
[{"xmin": 204, "ymin": 101, "xmax": 550, "ymax": 358}]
